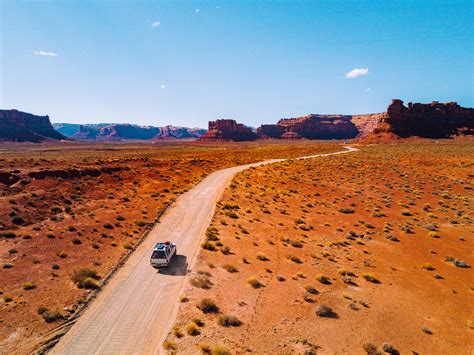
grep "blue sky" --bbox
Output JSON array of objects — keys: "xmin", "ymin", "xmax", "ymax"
[{"xmin": 1, "ymin": 0, "xmax": 473, "ymax": 127}]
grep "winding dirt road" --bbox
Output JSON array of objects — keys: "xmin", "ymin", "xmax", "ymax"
[{"xmin": 50, "ymin": 146, "xmax": 358, "ymax": 355}]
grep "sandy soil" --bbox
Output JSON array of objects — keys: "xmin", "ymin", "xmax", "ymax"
[
  {"xmin": 171, "ymin": 140, "xmax": 474, "ymax": 354},
  {"xmin": 0, "ymin": 140, "xmax": 338, "ymax": 353}
]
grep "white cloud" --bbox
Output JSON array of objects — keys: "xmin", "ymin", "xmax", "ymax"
[
  {"xmin": 365, "ymin": 88, "xmax": 371, "ymax": 91},
  {"xmin": 346, "ymin": 68, "xmax": 368, "ymax": 79},
  {"xmin": 160, "ymin": 85, "xmax": 166, "ymax": 89},
  {"xmin": 151, "ymin": 21, "xmax": 161, "ymax": 27},
  {"xmin": 33, "ymin": 51, "xmax": 57, "ymax": 57},
  {"xmin": 195, "ymin": 8, "xmax": 200, "ymax": 12}
]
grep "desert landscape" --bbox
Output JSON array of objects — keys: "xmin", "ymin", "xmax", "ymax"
[
  {"xmin": 1, "ymin": 1, "xmax": 473, "ymax": 354},
  {"xmin": 168, "ymin": 141, "xmax": 473, "ymax": 354}
]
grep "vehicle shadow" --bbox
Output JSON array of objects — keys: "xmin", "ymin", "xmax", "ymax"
[{"xmin": 159, "ymin": 255, "xmax": 188, "ymax": 276}]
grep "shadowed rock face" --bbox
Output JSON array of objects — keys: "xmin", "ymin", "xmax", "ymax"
[
  {"xmin": 259, "ymin": 115, "xmax": 358, "ymax": 140},
  {"xmin": 57, "ymin": 123, "xmax": 206, "ymax": 141},
  {"xmin": 383, "ymin": 99, "xmax": 474, "ymax": 138},
  {"xmin": 199, "ymin": 119, "xmax": 258, "ymax": 141},
  {"xmin": 0, "ymin": 110, "xmax": 65, "ymax": 142}
]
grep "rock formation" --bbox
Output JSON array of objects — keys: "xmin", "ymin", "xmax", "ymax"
[
  {"xmin": 56, "ymin": 123, "xmax": 206, "ymax": 141},
  {"xmin": 199, "ymin": 119, "xmax": 258, "ymax": 141},
  {"xmin": 0, "ymin": 110, "xmax": 65, "ymax": 142},
  {"xmin": 382, "ymin": 99, "xmax": 473, "ymax": 138},
  {"xmin": 258, "ymin": 114, "xmax": 358, "ymax": 140}
]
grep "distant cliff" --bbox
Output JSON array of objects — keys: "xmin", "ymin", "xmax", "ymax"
[
  {"xmin": 54, "ymin": 123, "xmax": 206, "ymax": 141},
  {"xmin": 0, "ymin": 110, "xmax": 65, "ymax": 142},
  {"xmin": 199, "ymin": 119, "xmax": 258, "ymax": 141}
]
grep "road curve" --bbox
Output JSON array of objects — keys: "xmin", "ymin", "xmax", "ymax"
[{"xmin": 50, "ymin": 146, "xmax": 358, "ymax": 355}]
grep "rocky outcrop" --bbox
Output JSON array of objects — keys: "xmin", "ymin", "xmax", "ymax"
[
  {"xmin": 265, "ymin": 114, "xmax": 358, "ymax": 140},
  {"xmin": 0, "ymin": 110, "xmax": 65, "ymax": 142},
  {"xmin": 199, "ymin": 119, "xmax": 258, "ymax": 141},
  {"xmin": 154, "ymin": 125, "xmax": 206, "ymax": 140},
  {"xmin": 382, "ymin": 99, "xmax": 474, "ymax": 138},
  {"xmin": 71, "ymin": 124, "xmax": 159, "ymax": 141},
  {"xmin": 258, "ymin": 100, "xmax": 473, "ymax": 141},
  {"xmin": 59, "ymin": 123, "xmax": 205, "ymax": 141}
]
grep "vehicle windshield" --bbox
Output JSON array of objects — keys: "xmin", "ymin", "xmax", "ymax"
[{"xmin": 151, "ymin": 250, "xmax": 166, "ymax": 259}]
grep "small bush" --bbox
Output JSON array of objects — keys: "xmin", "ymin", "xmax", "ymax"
[
  {"xmin": 315, "ymin": 274, "xmax": 331, "ymax": 284},
  {"xmin": 163, "ymin": 340, "xmax": 177, "ymax": 350},
  {"xmin": 315, "ymin": 304, "xmax": 335, "ymax": 317},
  {"xmin": 222, "ymin": 264, "xmax": 238, "ymax": 273},
  {"xmin": 362, "ymin": 273, "xmax": 380, "ymax": 284},
  {"xmin": 199, "ymin": 342, "xmax": 211, "ymax": 353},
  {"xmin": 135, "ymin": 220, "xmax": 146, "ymax": 227},
  {"xmin": 197, "ymin": 298, "xmax": 219, "ymax": 313},
  {"xmin": 256, "ymin": 252, "xmax": 269, "ymax": 261},
  {"xmin": 40, "ymin": 309, "xmax": 64, "ymax": 323},
  {"xmin": 57, "ymin": 250, "xmax": 68, "ymax": 258},
  {"xmin": 23, "ymin": 282, "xmax": 36, "ymax": 290},
  {"xmin": 72, "ymin": 268, "xmax": 100, "ymax": 289},
  {"xmin": 338, "ymin": 208, "xmax": 355, "ymax": 214},
  {"xmin": 218, "ymin": 314, "xmax": 241, "ymax": 327},
  {"xmin": 103, "ymin": 223, "xmax": 114, "ymax": 229},
  {"xmin": 247, "ymin": 276, "xmax": 263, "ymax": 289},
  {"xmin": 422, "ymin": 263, "xmax": 435, "ymax": 271},
  {"xmin": 3, "ymin": 263, "xmax": 14, "ymax": 269},
  {"xmin": 211, "ymin": 345, "xmax": 231, "ymax": 355},
  {"xmin": 72, "ymin": 238, "xmax": 82, "ymax": 245},
  {"xmin": 190, "ymin": 275, "xmax": 213, "ymax": 289},
  {"xmin": 202, "ymin": 241, "xmax": 216, "ymax": 251},
  {"xmin": 3, "ymin": 294, "xmax": 13, "ymax": 302},
  {"xmin": 0, "ymin": 232, "xmax": 17, "ymax": 239},
  {"xmin": 287, "ymin": 254, "xmax": 302, "ymax": 264},
  {"xmin": 186, "ymin": 322, "xmax": 200, "ymax": 336}
]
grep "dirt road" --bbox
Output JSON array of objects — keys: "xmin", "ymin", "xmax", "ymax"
[{"xmin": 50, "ymin": 146, "xmax": 358, "ymax": 355}]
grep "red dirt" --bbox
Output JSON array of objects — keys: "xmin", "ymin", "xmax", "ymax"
[
  {"xmin": 171, "ymin": 140, "xmax": 474, "ymax": 354},
  {"xmin": 0, "ymin": 140, "xmax": 338, "ymax": 352}
]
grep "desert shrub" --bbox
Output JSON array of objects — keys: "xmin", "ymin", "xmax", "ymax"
[
  {"xmin": 382, "ymin": 343, "xmax": 397, "ymax": 353},
  {"xmin": 201, "ymin": 241, "xmax": 216, "ymax": 251},
  {"xmin": 72, "ymin": 268, "xmax": 100, "ymax": 289},
  {"xmin": 47, "ymin": 233, "xmax": 55, "ymax": 239},
  {"xmin": 422, "ymin": 263, "xmax": 435, "ymax": 271},
  {"xmin": 338, "ymin": 208, "xmax": 355, "ymax": 214},
  {"xmin": 276, "ymin": 275, "xmax": 286, "ymax": 282},
  {"xmin": 179, "ymin": 294, "xmax": 189, "ymax": 303},
  {"xmin": 401, "ymin": 209, "xmax": 412, "ymax": 216},
  {"xmin": 287, "ymin": 254, "xmax": 302, "ymax": 263},
  {"xmin": 116, "ymin": 215, "xmax": 125, "ymax": 221},
  {"xmin": 135, "ymin": 220, "xmax": 146, "ymax": 227},
  {"xmin": 220, "ymin": 246, "xmax": 231, "ymax": 255},
  {"xmin": 11, "ymin": 216, "xmax": 25, "ymax": 225},
  {"xmin": 72, "ymin": 238, "xmax": 82, "ymax": 245},
  {"xmin": 3, "ymin": 294, "xmax": 13, "ymax": 302},
  {"xmin": 421, "ymin": 326, "xmax": 433, "ymax": 334},
  {"xmin": 52, "ymin": 264, "xmax": 60, "ymax": 270},
  {"xmin": 211, "ymin": 345, "xmax": 231, "ymax": 355},
  {"xmin": 304, "ymin": 285, "xmax": 318, "ymax": 294},
  {"xmin": 226, "ymin": 211, "xmax": 239, "ymax": 219},
  {"xmin": 23, "ymin": 282, "xmax": 36, "ymax": 290},
  {"xmin": 338, "ymin": 269, "xmax": 355, "ymax": 276},
  {"xmin": 315, "ymin": 274, "xmax": 330, "ymax": 284},
  {"xmin": 39, "ymin": 308, "xmax": 64, "ymax": 323},
  {"xmin": 190, "ymin": 275, "xmax": 213, "ymax": 289},
  {"xmin": 197, "ymin": 298, "xmax": 219, "ymax": 313},
  {"xmin": 22, "ymin": 234, "xmax": 32, "ymax": 240},
  {"xmin": 3, "ymin": 263, "xmax": 14, "ymax": 269},
  {"xmin": 222, "ymin": 264, "xmax": 238, "ymax": 273},
  {"xmin": 362, "ymin": 273, "xmax": 380, "ymax": 283},
  {"xmin": 163, "ymin": 339, "xmax": 177, "ymax": 350},
  {"xmin": 256, "ymin": 252, "xmax": 269, "ymax": 261},
  {"xmin": 8, "ymin": 248, "xmax": 18, "ymax": 255},
  {"xmin": 290, "ymin": 239, "xmax": 303, "ymax": 248},
  {"xmin": 362, "ymin": 342, "xmax": 378, "ymax": 354},
  {"xmin": 199, "ymin": 342, "xmax": 211, "ymax": 353},
  {"xmin": 172, "ymin": 326, "xmax": 183, "ymax": 338},
  {"xmin": 247, "ymin": 276, "xmax": 263, "ymax": 289},
  {"xmin": 0, "ymin": 232, "xmax": 17, "ymax": 239},
  {"xmin": 57, "ymin": 250, "xmax": 68, "ymax": 258},
  {"xmin": 186, "ymin": 322, "xmax": 200, "ymax": 336},
  {"xmin": 218, "ymin": 314, "xmax": 241, "ymax": 327},
  {"xmin": 315, "ymin": 304, "xmax": 334, "ymax": 317}
]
